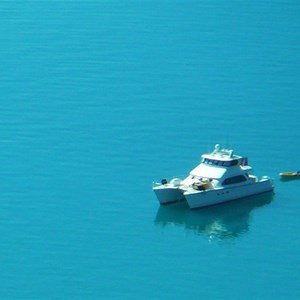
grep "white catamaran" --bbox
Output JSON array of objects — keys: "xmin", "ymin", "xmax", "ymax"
[{"xmin": 153, "ymin": 144, "xmax": 274, "ymax": 209}]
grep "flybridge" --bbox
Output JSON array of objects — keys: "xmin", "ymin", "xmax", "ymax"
[
  {"xmin": 211, "ymin": 144, "xmax": 234, "ymax": 157},
  {"xmin": 202, "ymin": 144, "xmax": 248, "ymax": 167},
  {"xmin": 201, "ymin": 156, "xmax": 248, "ymax": 167}
]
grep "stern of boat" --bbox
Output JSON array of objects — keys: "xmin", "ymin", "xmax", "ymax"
[{"xmin": 152, "ymin": 178, "xmax": 185, "ymax": 204}]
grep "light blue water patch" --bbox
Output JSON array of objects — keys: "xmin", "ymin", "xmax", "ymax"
[{"xmin": 0, "ymin": 1, "xmax": 299, "ymax": 299}]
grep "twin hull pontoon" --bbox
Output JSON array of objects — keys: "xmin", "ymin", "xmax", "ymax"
[{"xmin": 152, "ymin": 145, "xmax": 274, "ymax": 209}]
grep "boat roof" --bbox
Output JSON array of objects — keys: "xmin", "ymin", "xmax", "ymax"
[
  {"xmin": 190, "ymin": 163, "xmax": 252, "ymax": 179},
  {"xmin": 189, "ymin": 144, "xmax": 251, "ymax": 179},
  {"xmin": 202, "ymin": 144, "xmax": 241, "ymax": 161},
  {"xmin": 190, "ymin": 164, "xmax": 227, "ymax": 179}
]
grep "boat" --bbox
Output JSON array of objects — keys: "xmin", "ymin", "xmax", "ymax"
[
  {"xmin": 152, "ymin": 144, "xmax": 274, "ymax": 209},
  {"xmin": 279, "ymin": 171, "xmax": 300, "ymax": 179}
]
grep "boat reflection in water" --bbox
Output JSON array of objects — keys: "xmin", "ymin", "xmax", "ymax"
[{"xmin": 154, "ymin": 192, "xmax": 274, "ymax": 242}]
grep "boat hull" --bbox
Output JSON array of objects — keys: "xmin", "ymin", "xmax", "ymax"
[
  {"xmin": 184, "ymin": 179, "xmax": 273, "ymax": 209},
  {"xmin": 280, "ymin": 172, "xmax": 300, "ymax": 180},
  {"xmin": 153, "ymin": 186, "xmax": 185, "ymax": 205}
]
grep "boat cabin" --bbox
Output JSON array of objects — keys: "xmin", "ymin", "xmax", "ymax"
[
  {"xmin": 201, "ymin": 156, "xmax": 248, "ymax": 167},
  {"xmin": 201, "ymin": 144, "xmax": 248, "ymax": 168},
  {"xmin": 187, "ymin": 146, "xmax": 250, "ymax": 183}
]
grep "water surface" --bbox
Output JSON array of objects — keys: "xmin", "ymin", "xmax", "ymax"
[{"xmin": 0, "ymin": 1, "xmax": 299, "ymax": 299}]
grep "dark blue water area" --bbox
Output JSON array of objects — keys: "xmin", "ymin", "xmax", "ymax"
[{"xmin": 0, "ymin": 1, "xmax": 299, "ymax": 299}]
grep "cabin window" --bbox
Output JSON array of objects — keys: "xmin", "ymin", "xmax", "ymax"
[
  {"xmin": 222, "ymin": 175, "xmax": 247, "ymax": 185},
  {"xmin": 202, "ymin": 159, "xmax": 240, "ymax": 167},
  {"xmin": 202, "ymin": 158, "xmax": 239, "ymax": 167},
  {"xmin": 231, "ymin": 159, "xmax": 238, "ymax": 166},
  {"xmin": 202, "ymin": 158, "xmax": 223, "ymax": 166}
]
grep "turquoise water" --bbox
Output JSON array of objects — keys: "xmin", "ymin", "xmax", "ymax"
[{"xmin": 0, "ymin": 1, "xmax": 300, "ymax": 299}]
